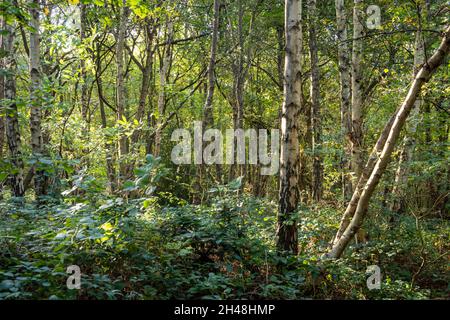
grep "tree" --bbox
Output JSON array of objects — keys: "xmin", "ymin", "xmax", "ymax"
[
  {"xmin": 326, "ymin": 26, "xmax": 450, "ymax": 259},
  {"xmin": 154, "ymin": 14, "xmax": 174, "ymax": 157},
  {"xmin": 308, "ymin": 0, "xmax": 322, "ymax": 202},
  {"xmin": 277, "ymin": 0, "xmax": 302, "ymax": 254},
  {"xmin": 29, "ymin": 0, "xmax": 46, "ymax": 197},
  {"xmin": 3, "ymin": 19, "xmax": 24, "ymax": 197},
  {"xmin": 350, "ymin": 0, "xmax": 364, "ymax": 185},
  {"xmin": 335, "ymin": 0, "xmax": 352, "ymax": 200},
  {"xmin": 202, "ymin": 0, "xmax": 220, "ymax": 130},
  {"xmin": 116, "ymin": 0, "xmax": 130, "ymax": 184}
]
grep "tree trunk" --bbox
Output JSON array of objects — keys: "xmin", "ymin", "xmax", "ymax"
[
  {"xmin": 230, "ymin": 0, "xmax": 246, "ymax": 180},
  {"xmin": 203, "ymin": 0, "xmax": 220, "ymax": 129},
  {"xmin": 80, "ymin": 3, "xmax": 89, "ymax": 125},
  {"xmin": 116, "ymin": 0, "xmax": 129, "ymax": 183},
  {"xmin": 3, "ymin": 20, "xmax": 25, "ymax": 197},
  {"xmin": 154, "ymin": 18, "xmax": 173, "ymax": 157},
  {"xmin": 277, "ymin": 0, "xmax": 302, "ymax": 254},
  {"xmin": 350, "ymin": 0, "xmax": 364, "ymax": 185},
  {"xmin": 335, "ymin": 0, "xmax": 353, "ymax": 200},
  {"xmin": 29, "ymin": 0, "xmax": 46, "ymax": 197},
  {"xmin": 326, "ymin": 26, "xmax": 450, "ymax": 259},
  {"xmin": 95, "ymin": 42, "xmax": 116, "ymax": 193},
  {"xmin": 131, "ymin": 20, "xmax": 156, "ymax": 146},
  {"xmin": 308, "ymin": 0, "xmax": 322, "ymax": 202},
  {"xmin": 194, "ymin": 0, "xmax": 220, "ymax": 203}
]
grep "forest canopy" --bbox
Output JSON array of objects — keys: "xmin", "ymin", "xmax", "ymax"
[{"xmin": 0, "ymin": 0, "xmax": 449, "ymax": 300}]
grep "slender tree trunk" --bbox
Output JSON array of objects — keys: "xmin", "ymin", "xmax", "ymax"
[
  {"xmin": 3, "ymin": 21, "xmax": 25, "ymax": 197},
  {"xmin": 95, "ymin": 42, "xmax": 116, "ymax": 193},
  {"xmin": 335, "ymin": 0, "xmax": 352, "ymax": 200},
  {"xmin": 326, "ymin": 26, "xmax": 450, "ymax": 259},
  {"xmin": 116, "ymin": 0, "xmax": 129, "ymax": 183},
  {"xmin": 80, "ymin": 3, "xmax": 89, "ymax": 125},
  {"xmin": 194, "ymin": 0, "xmax": 220, "ymax": 203},
  {"xmin": 29, "ymin": 0, "xmax": 46, "ymax": 197},
  {"xmin": 277, "ymin": 0, "xmax": 302, "ymax": 254},
  {"xmin": 308, "ymin": 0, "xmax": 322, "ymax": 202},
  {"xmin": 154, "ymin": 18, "xmax": 173, "ymax": 157},
  {"xmin": 350, "ymin": 0, "xmax": 364, "ymax": 185},
  {"xmin": 203, "ymin": 0, "xmax": 220, "ymax": 129},
  {"xmin": 230, "ymin": 0, "xmax": 245, "ymax": 180},
  {"xmin": 131, "ymin": 20, "xmax": 155, "ymax": 146}
]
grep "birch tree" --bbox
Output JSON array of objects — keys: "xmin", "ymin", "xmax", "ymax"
[
  {"xmin": 277, "ymin": 0, "xmax": 302, "ymax": 254},
  {"xmin": 3, "ymin": 20, "xmax": 24, "ymax": 197},
  {"xmin": 29, "ymin": 0, "xmax": 46, "ymax": 197},
  {"xmin": 326, "ymin": 26, "xmax": 450, "ymax": 259}
]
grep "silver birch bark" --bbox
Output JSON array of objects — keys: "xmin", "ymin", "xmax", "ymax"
[
  {"xmin": 29, "ymin": 0, "xmax": 46, "ymax": 196},
  {"xmin": 277, "ymin": 0, "xmax": 302, "ymax": 254}
]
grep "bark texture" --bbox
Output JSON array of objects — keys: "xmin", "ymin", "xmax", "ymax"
[
  {"xmin": 4, "ymin": 21, "xmax": 25, "ymax": 197},
  {"xmin": 277, "ymin": 0, "xmax": 302, "ymax": 254},
  {"xmin": 29, "ymin": 0, "xmax": 46, "ymax": 197}
]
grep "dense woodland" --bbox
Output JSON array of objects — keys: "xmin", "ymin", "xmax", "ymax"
[{"xmin": 0, "ymin": 0, "xmax": 449, "ymax": 300}]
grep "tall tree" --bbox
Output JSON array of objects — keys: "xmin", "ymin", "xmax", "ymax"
[
  {"xmin": 350, "ymin": 0, "xmax": 364, "ymax": 185},
  {"xmin": 95, "ymin": 38, "xmax": 117, "ymax": 193},
  {"xmin": 116, "ymin": 0, "xmax": 130, "ymax": 183},
  {"xmin": 277, "ymin": 0, "xmax": 302, "ymax": 254},
  {"xmin": 80, "ymin": 3, "xmax": 89, "ymax": 126},
  {"xmin": 202, "ymin": 0, "xmax": 220, "ymax": 129},
  {"xmin": 3, "ymin": 20, "xmax": 24, "ymax": 197},
  {"xmin": 308, "ymin": 0, "xmax": 322, "ymax": 202},
  {"xmin": 326, "ymin": 26, "xmax": 450, "ymax": 259},
  {"xmin": 29, "ymin": 0, "xmax": 46, "ymax": 197},
  {"xmin": 131, "ymin": 18, "xmax": 157, "ymax": 147},
  {"xmin": 154, "ymin": 16, "xmax": 174, "ymax": 156},
  {"xmin": 335, "ymin": 0, "xmax": 352, "ymax": 200}
]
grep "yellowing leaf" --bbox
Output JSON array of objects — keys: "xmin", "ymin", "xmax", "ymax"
[
  {"xmin": 100, "ymin": 222, "xmax": 114, "ymax": 232},
  {"xmin": 68, "ymin": 0, "xmax": 79, "ymax": 5},
  {"xmin": 43, "ymin": 7, "xmax": 50, "ymax": 16}
]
